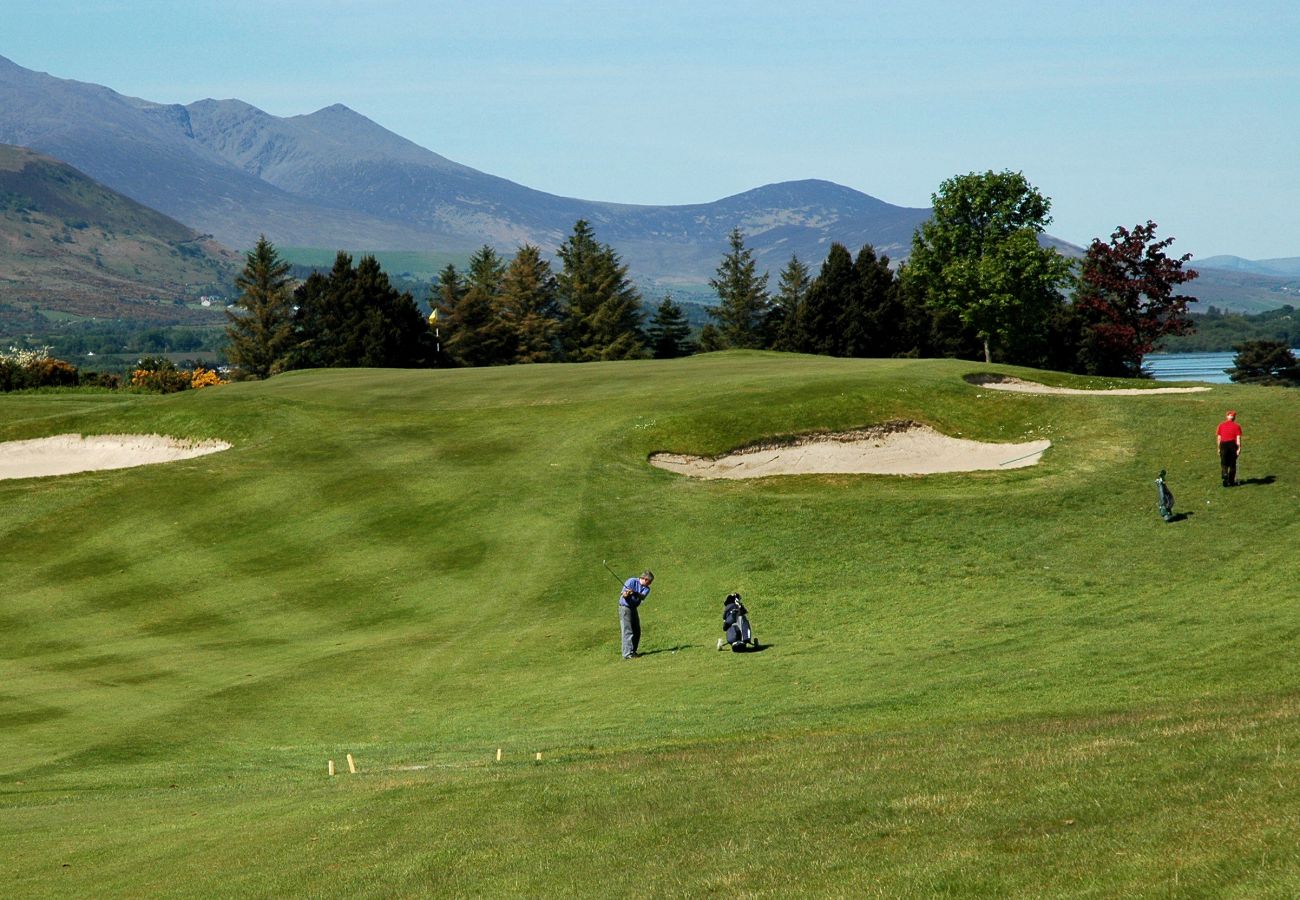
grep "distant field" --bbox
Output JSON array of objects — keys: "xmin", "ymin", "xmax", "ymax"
[{"xmin": 1, "ymin": 353, "xmax": 1297, "ymax": 895}]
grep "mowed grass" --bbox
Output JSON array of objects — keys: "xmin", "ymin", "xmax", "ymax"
[{"xmin": 1, "ymin": 352, "xmax": 1297, "ymax": 896}]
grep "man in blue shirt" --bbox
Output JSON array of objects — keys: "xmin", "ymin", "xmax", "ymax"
[{"xmin": 619, "ymin": 570, "xmax": 654, "ymax": 659}]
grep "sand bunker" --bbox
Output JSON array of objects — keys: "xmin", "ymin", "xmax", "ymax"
[
  {"xmin": 0, "ymin": 433, "xmax": 231, "ymax": 481},
  {"xmin": 968, "ymin": 374, "xmax": 1209, "ymax": 395},
  {"xmin": 649, "ymin": 422, "xmax": 1050, "ymax": 479}
]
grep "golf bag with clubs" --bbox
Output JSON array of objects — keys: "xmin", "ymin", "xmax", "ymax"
[
  {"xmin": 1155, "ymin": 469, "xmax": 1175, "ymax": 522},
  {"xmin": 718, "ymin": 593, "xmax": 758, "ymax": 651}
]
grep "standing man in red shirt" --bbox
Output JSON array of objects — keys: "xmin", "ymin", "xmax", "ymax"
[{"xmin": 1216, "ymin": 410, "xmax": 1243, "ymax": 487}]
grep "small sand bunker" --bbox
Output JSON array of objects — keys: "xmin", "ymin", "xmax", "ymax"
[
  {"xmin": 649, "ymin": 422, "xmax": 1050, "ymax": 479},
  {"xmin": 0, "ymin": 433, "xmax": 231, "ymax": 481},
  {"xmin": 968, "ymin": 374, "xmax": 1209, "ymax": 395}
]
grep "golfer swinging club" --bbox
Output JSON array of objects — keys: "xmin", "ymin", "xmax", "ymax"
[{"xmin": 619, "ymin": 570, "xmax": 654, "ymax": 659}]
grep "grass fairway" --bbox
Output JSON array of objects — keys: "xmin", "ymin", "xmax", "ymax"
[{"xmin": 2, "ymin": 352, "xmax": 1298, "ymax": 896}]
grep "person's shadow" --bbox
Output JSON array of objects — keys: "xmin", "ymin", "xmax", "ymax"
[
  {"xmin": 643, "ymin": 645, "xmax": 691, "ymax": 655},
  {"xmin": 1165, "ymin": 512, "xmax": 1192, "ymax": 523},
  {"xmin": 1236, "ymin": 475, "xmax": 1276, "ymax": 487}
]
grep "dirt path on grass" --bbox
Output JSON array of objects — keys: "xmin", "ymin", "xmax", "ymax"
[
  {"xmin": 649, "ymin": 422, "xmax": 1050, "ymax": 479},
  {"xmin": 0, "ymin": 433, "xmax": 231, "ymax": 480},
  {"xmin": 968, "ymin": 374, "xmax": 1210, "ymax": 395}
]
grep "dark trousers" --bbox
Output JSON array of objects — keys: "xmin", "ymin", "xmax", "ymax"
[{"xmin": 1219, "ymin": 442, "xmax": 1238, "ymax": 485}]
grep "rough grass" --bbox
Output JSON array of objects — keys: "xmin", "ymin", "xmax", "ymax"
[{"xmin": 1, "ymin": 352, "xmax": 1297, "ymax": 897}]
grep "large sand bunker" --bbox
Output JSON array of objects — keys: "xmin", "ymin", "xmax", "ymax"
[
  {"xmin": 968, "ymin": 374, "xmax": 1210, "ymax": 395},
  {"xmin": 649, "ymin": 422, "xmax": 1050, "ymax": 479},
  {"xmin": 0, "ymin": 433, "xmax": 231, "ymax": 481}
]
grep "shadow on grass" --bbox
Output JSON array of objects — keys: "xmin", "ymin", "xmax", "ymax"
[
  {"xmin": 1165, "ymin": 512, "xmax": 1193, "ymax": 523},
  {"xmin": 721, "ymin": 643, "xmax": 773, "ymax": 654},
  {"xmin": 642, "ymin": 645, "xmax": 692, "ymax": 656},
  {"xmin": 1236, "ymin": 475, "xmax": 1276, "ymax": 487}
]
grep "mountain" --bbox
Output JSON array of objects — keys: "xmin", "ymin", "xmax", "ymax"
[
  {"xmin": 0, "ymin": 55, "xmax": 929, "ymax": 283},
  {"xmin": 0, "ymin": 143, "xmax": 237, "ymax": 319},
  {"xmin": 1195, "ymin": 255, "xmax": 1300, "ymax": 279}
]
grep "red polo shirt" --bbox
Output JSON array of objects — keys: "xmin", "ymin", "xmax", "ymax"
[{"xmin": 1217, "ymin": 420, "xmax": 1242, "ymax": 443}]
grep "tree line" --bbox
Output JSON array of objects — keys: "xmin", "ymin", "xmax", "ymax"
[{"xmin": 228, "ymin": 169, "xmax": 1290, "ymax": 382}]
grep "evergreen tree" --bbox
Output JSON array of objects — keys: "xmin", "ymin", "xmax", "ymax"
[
  {"xmin": 647, "ymin": 295, "xmax": 695, "ymax": 359},
  {"xmin": 226, "ymin": 235, "xmax": 295, "ymax": 377},
  {"xmin": 1229, "ymin": 340, "xmax": 1300, "ymax": 386},
  {"xmin": 844, "ymin": 245, "xmax": 903, "ymax": 358},
  {"xmin": 767, "ymin": 255, "xmax": 810, "ymax": 350},
  {"xmin": 288, "ymin": 252, "xmax": 431, "ymax": 369},
  {"xmin": 708, "ymin": 227, "xmax": 770, "ymax": 348},
  {"xmin": 556, "ymin": 220, "xmax": 645, "ymax": 361},
  {"xmin": 499, "ymin": 244, "xmax": 562, "ymax": 364},
  {"xmin": 696, "ymin": 323, "xmax": 725, "ymax": 353},
  {"xmin": 445, "ymin": 246, "xmax": 511, "ymax": 366},
  {"xmin": 795, "ymin": 243, "xmax": 856, "ymax": 356}
]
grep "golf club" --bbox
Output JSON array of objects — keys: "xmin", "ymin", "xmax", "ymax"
[{"xmin": 601, "ymin": 559, "xmax": 625, "ymax": 584}]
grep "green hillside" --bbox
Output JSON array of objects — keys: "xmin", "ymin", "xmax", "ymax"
[
  {"xmin": 0, "ymin": 144, "xmax": 237, "ymax": 322},
  {"xmin": 1, "ymin": 353, "xmax": 1297, "ymax": 896}
]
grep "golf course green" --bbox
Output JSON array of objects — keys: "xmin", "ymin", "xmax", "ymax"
[{"xmin": 2, "ymin": 352, "xmax": 1297, "ymax": 896}]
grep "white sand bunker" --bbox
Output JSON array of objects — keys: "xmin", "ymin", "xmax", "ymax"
[
  {"xmin": 649, "ymin": 421, "xmax": 1050, "ymax": 479},
  {"xmin": 0, "ymin": 433, "xmax": 231, "ymax": 481},
  {"xmin": 968, "ymin": 373, "xmax": 1209, "ymax": 395}
]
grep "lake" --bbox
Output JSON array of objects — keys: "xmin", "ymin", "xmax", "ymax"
[{"xmin": 1145, "ymin": 351, "xmax": 1237, "ymax": 383}]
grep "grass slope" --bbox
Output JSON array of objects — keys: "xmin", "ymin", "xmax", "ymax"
[{"xmin": 1, "ymin": 353, "xmax": 1298, "ymax": 896}]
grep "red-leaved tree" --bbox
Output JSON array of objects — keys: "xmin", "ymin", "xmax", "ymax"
[{"xmin": 1073, "ymin": 221, "xmax": 1198, "ymax": 377}]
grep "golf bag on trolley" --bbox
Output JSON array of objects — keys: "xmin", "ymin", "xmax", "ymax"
[
  {"xmin": 1155, "ymin": 469, "xmax": 1175, "ymax": 522},
  {"xmin": 718, "ymin": 593, "xmax": 758, "ymax": 651}
]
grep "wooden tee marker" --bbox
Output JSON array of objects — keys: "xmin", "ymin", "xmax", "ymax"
[
  {"xmin": 496, "ymin": 748, "xmax": 502, "ymax": 762},
  {"xmin": 347, "ymin": 753, "xmax": 357, "ymax": 774},
  {"xmin": 328, "ymin": 759, "xmax": 336, "ymax": 777}
]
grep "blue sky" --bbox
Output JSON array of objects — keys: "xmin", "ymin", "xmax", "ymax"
[{"xmin": 7, "ymin": 0, "xmax": 1299, "ymax": 258}]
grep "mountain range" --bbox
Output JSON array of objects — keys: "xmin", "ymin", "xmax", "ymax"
[
  {"xmin": 0, "ymin": 54, "xmax": 930, "ymax": 284},
  {"xmin": 1, "ymin": 53, "xmax": 1296, "ymax": 315}
]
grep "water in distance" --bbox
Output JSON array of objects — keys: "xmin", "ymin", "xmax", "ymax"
[{"xmin": 1144, "ymin": 348, "xmax": 1300, "ymax": 383}]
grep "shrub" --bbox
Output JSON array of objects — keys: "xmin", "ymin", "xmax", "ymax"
[
  {"xmin": 131, "ymin": 357, "xmax": 191, "ymax": 394},
  {"xmin": 190, "ymin": 366, "xmax": 227, "ymax": 389},
  {"xmin": 24, "ymin": 357, "xmax": 80, "ymax": 388}
]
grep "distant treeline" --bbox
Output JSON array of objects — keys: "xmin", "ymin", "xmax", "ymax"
[{"xmin": 1159, "ymin": 305, "xmax": 1300, "ymax": 353}]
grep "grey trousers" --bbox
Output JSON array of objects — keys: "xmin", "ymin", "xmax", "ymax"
[{"xmin": 619, "ymin": 604, "xmax": 640, "ymax": 658}]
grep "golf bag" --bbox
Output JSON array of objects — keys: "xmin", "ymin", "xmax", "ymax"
[
  {"xmin": 1155, "ymin": 469, "xmax": 1174, "ymax": 522},
  {"xmin": 719, "ymin": 593, "xmax": 758, "ymax": 651}
]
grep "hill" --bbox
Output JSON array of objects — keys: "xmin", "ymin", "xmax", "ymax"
[
  {"xmin": 1, "ymin": 354, "xmax": 1298, "ymax": 894},
  {"xmin": 0, "ymin": 144, "xmax": 238, "ymax": 321}
]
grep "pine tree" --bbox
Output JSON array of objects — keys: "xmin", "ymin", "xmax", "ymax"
[
  {"xmin": 647, "ymin": 295, "xmax": 695, "ymax": 359},
  {"xmin": 556, "ymin": 220, "xmax": 645, "ymax": 361},
  {"xmin": 843, "ymin": 245, "xmax": 901, "ymax": 358},
  {"xmin": 499, "ymin": 244, "xmax": 561, "ymax": 364},
  {"xmin": 226, "ymin": 235, "xmax": 295, "ymax": 377},
  {"xmin": 708, "ymin": 227, "xmax": 770, "ymax": 349},
  {"xmin": 795, "ymin": 243, "xmax": 855, "ymax": 356},
  {"xmin": 288, "ymin": 252, "xmax": 431, "ymax": 369},
  {"xmin": 445, "ymin": 246, "xmax": 511, "ymax": 366},
  {"xmin": 767, "ymin": 255, "xmax": 809, "ymax": 350}
]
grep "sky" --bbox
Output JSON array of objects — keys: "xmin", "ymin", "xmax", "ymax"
[{"xmin": 6, "ymin": 0, "xmax": 1300, "ymax": 259}]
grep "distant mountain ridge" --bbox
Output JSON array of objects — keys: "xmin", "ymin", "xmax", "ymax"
[{"xmin": 0, "ymin": 54, "xmax": 929, "ymax": 282}]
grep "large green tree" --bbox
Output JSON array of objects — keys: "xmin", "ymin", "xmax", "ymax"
[
  {"xmin": 708, "ymin": 227, "xmax": 770, "ymax": 349},
  {"xmin": 226, "ymin": 236, "xmax": 295, "ymax": 378},
  {"xmin": 556, "ymin": 220, "xmax": 645, "ymax": 361},
  {"xmin": 903, "ymin": 170, "xmax": 1072, "ymax": 363}
]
